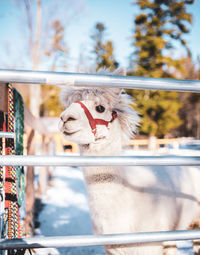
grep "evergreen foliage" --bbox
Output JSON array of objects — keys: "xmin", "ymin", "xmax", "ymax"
[
  {"xmin": 176, "ymin": 56, "xmax": 200, "ymax": 138},
  {"xmin": 91, "ymin": 23, "xmax": 119, "ymax": 71},
  {"xmin": 45, "ymin": 20, "xmax": 68, "ymax": 71},
  {"xmin": 129, "ymin": 0, "xmax": 194, "ymax": 137},
  {"xmin": 131, "ymin": 90, "xmax": 182, "ymax": 137},
  {"xmin": 40, "ymin": 86, "xmax": 64, "ymax": 117}
]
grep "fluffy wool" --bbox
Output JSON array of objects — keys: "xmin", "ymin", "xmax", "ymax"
[
  {"xmin": 59, "ymin": 68, "xmax": 200, "ymax": 255},
  {"xmin": 60, "ymin": 86, "xmax": 140, "ymax": 145}
]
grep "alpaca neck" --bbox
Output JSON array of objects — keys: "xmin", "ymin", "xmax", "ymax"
[
  {"xmin": 79, "ymin": 121, "xmax": 123, "ymax": 184},
  {"xmin": 79, "ymin": 122, "xmax": 124, "ymax": 235}
]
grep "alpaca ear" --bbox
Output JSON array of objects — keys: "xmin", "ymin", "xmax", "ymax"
[
  {"xmin": 113, "ymin": 67, "xmax": 126, "ymax": 76},
  {"xmin": 60, "ymin": 86, "xmax": 78, "ymax": 107}
]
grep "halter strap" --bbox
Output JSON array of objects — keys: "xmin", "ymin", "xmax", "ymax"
[{"xmin": 75, "ymin": 101, "xmax": 117, "ymax": 135}]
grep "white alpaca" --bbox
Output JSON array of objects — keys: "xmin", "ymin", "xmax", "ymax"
[{"xmin": 59, "ymin": 68, "xmax": 200, "ymax": 255}]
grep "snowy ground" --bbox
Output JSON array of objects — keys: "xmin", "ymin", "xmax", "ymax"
[
  {"xmin": 37, "ymin": 165, "xmax": 105, "ymax": 255},
  {"xmin": 35, "ymin": 149, "xmax": 200, "ymax": 255}
]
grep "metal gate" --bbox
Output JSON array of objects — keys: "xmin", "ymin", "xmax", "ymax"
[{"xmin": 0, "ymin": 69, "xmax": 200, "ymax": 250}]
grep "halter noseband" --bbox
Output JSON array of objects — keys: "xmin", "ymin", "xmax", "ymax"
[{"xmin": 75, "ymin": 101, "xmax": 117, "ymax": 136}]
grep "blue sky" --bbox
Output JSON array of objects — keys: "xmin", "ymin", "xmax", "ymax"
[{"xmin": 0, "ymin": 0, "xmax": 200, "ymax": 72}]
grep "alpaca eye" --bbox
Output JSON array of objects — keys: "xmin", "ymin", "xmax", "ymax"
[{"xmin": 96, "ymin": 105, "xmax": 105, "ymax": 113}]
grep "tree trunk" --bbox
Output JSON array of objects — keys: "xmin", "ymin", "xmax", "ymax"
[{"xmin": 30, "ymin": 0, "xmax": 42, "ymax": 118}]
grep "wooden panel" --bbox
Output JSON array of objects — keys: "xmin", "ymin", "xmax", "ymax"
[{"xmin": 0, "ymin": 83, "xmax": 8, "ymax": 112}]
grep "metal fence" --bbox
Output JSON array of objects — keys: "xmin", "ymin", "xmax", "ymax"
[
  {"xmin": 0, "ymin": 69, "xmax": 200, "ymax": 92},
  {"xmin": 0, "ymin": 69, "xmax": 200, "ymax": 251},
  {"xmin": 0, "ymin": 155, "xmax": 200, "ymax": 167},
  {"xmin": 0, "ymin": 132, "xmax": 15, "ymax": 139},
  {"xmin": 0, "ymin": 230, "xmax": 200, "ymax": 250}
]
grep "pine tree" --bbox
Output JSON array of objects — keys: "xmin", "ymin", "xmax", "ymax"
[
  {"xmin": 176, "ymin": 56, "xmax": 200, "ymax": 138},
  {"xmin": 131, "ymin": 90, "xmax": 183, "ymax": 137},
  {"xmin": 91, "ymin": 23, "xmax": 119, "ymax": 71},
  {"xmin": 129, "ymin": 0, "xmax": 194, "ymax": 137}
]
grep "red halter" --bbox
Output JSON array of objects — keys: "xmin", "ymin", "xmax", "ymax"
[{"xmin": 75, "ymin": 101, "xmax": 118, "ymax": 136}]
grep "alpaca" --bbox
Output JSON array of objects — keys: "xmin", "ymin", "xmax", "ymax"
[{"xmin": 59, "ymin": 68, "xmax": 200, "ymax": 255}]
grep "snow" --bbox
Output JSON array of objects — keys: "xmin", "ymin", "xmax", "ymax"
[
  {"xmin": 37, "ymin": 166, "xmax": 105, "ymax": 255},
  {"xmin": 35, "ymin": 148, "xmax": 200, "ymax": 255}
]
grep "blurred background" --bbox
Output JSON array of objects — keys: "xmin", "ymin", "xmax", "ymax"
[
  {"xmin": 0, "ymin": 0, "xmax": 200, "ymax": 144},
  {"xmin": 0, "ymin": 1, "xmax": 200, "ymax": 254}
]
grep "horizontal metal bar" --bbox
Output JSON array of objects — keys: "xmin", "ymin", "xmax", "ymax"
[
  {"xmin": 0, "ymin": 69, "xmax": 200, "ymax": 92},
  {"xmin": 0, "ymin": 230, "xmax": 200, "ymax": 250},
  {"xmin": 0, "ymin": 132, "xmax": 15, "ymax": 139},
  {"xmin": 0, "ymin": 155, "xmax": 199, "ymax": 166}
]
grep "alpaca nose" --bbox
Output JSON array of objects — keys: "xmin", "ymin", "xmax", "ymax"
[{"xmin": 60, "ymin": 113, "xmax": 77, "ymax": 124}]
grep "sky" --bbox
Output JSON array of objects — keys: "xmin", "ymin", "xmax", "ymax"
[{"xmin": 0, "ymin": 0, "xmax": 200, "ymax": 72}]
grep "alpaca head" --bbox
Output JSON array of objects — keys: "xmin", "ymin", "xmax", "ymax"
[{"xmin": 59, "ymin": 68, "xmax": 140, "ymax": 147}]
